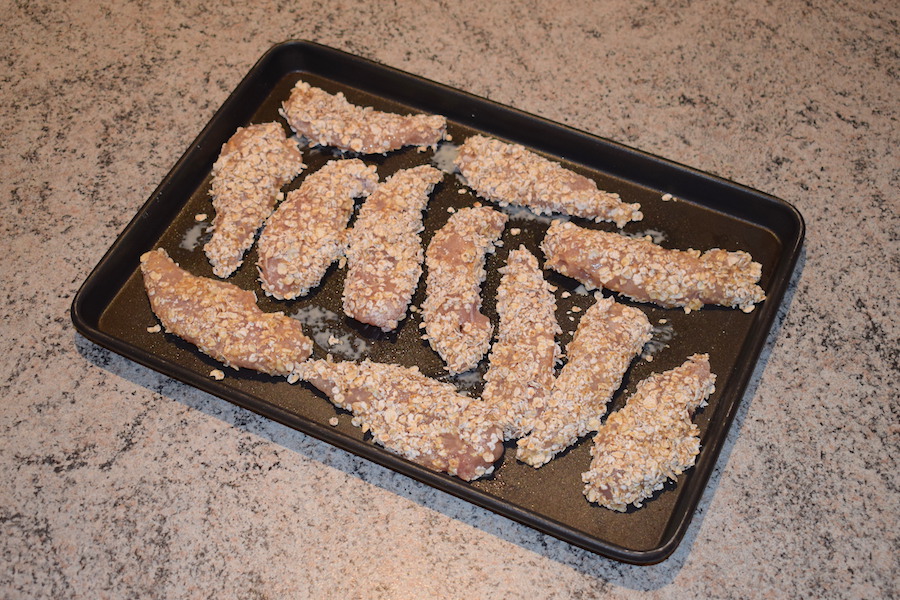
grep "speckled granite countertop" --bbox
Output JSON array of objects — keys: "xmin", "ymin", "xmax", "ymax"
[{"xmin": 2, "ymin": 1, "xmax": 897, "ymax": 597}]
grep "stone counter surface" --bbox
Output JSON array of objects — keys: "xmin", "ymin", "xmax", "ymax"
[{"xmin": 1, "ymin": 1, "xmax": 897, "ymax": 598}]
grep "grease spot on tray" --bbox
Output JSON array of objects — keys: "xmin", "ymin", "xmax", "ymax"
[
  {"xmin": 290, "ymin": 305, "xmax": 370, "ymax": 360},
  {"xmin": 430, "ymin": 142, "xmax": 460, "ymax": 173},
  {"xmin": 179, "ymin": 222, "xmax": 208, "ymax": 251},
  {"xmin": 441, "ymin": 369, "xmax": 484, "ymax": 395},
  {"xmin": 497, "ymin": 204, "xmax": 566, "ymax": 224},
  {"xmin": 642, "ymin": 322, "xmax": 675, "ymax": 361},
  {"xmin": 622, "ymin": 228, "xmax": 667, "ymax": 245}
]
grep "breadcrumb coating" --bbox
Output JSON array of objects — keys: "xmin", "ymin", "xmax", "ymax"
[
  {"xmin": 281, "ymin": 81, "xmax": 446, "ymax": 154},
  {"xmin": 343, "ymin": 165, "xmax": 444, "ymax": 330},
  {"xmin": 204, "ymin": 122, "xmax": 305, "ymax": 278},
  {"xmin": 455, "ymin": 135, "xmax": 642, "ymax": 228},
  {"xmin": 422, "ymin": 206, "xmax": 508, "ymax": 374},
  {"xmin": 482, "ymin": 247, "xmax": 561, "ymax": 440},
  {"xmin": 296, "ymin": 359, "xmax": 504, "ymax": 481},
  {"xmin": 140, "ymin": 248, "xmax": 312, "ymax": 376},
  {"xmin": 258, "ymin": 159, "xmax": 379, "ymax": 300},
  {"xmin": 582, "ymin": 354, "xmax": 716, "ymax": 511},
  {"xmin": 542, "ymin": 220, "xmax": 766, "ymax": 312},
  {"xmin": 516, "ymin": 296, "xmax": 652, "ymax": 467}
]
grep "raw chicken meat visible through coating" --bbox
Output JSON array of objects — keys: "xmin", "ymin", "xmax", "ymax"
[
  {"xmin": 455, "ymin": 135, "xmax": 642, "ymax": 228},
  {"xmin": 257, "ymin": 159, "xmax": 379, "ymax": 300},
  {"xmin": 517, "ymin": 295, "xmax": 652, "ymax": 468},
  {"xmin": 582, "ymin": 354, "xmax": 716, "ymax": 511},
  {"xmin": 140, "ymin": 248, "xmax": 312, "ymax": 376},
  {"xmin": 542, "ymin": 220, "xmax": 766, "ymax": 313},
  {"xmin": 481, "ymin": 246, "xmax": 560, "ymax": 440},
  {"xmin": 342, "ymin": 165, "xmax": 444, "ymax": 330},
  {"xmin": 204, "ymin": 122, "xmax": 305, "ymax": 278},
  {"xmin": 422, "ymin": 206, "xmax": 507, "ymax": 375},
  {"xmin": 296, "ymin": 359, "xmax": 504, "ymax": 481},
  {"xmin": 281, "ymin": 80, "xmax": 446, "ymax": 154}
]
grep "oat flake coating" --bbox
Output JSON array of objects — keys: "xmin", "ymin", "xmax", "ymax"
[
  {"xmin": 516, "ymin": 295, "xmax": 652, "ymax": 468},
  {"xmin": 542, "ymin": 220, "xmax": 766, "ymax": 313},
  {"xmin": 482, "ymin": 246, "xmax": 561, "ymax": 440},
  {"xmin": 454, "ymin": 135, "xmax": 642, "ymax": 228},
  {"xmin": 204, "ymin": 122, "xmax": 305, "ymax": 278},
  {"xmin": 257, "ymin": 159, "xmax": 379, "ymax": 300},
  {"xmin": 342, "ymin": 165, "xmax": 444, "ymax": 330},
  {"xmin": 140, "ymin": 249, "xmax": 312, "ymax": 376},
  {"xmin": 296, "ymin": 359, "xmax": 504, "ymax": 481},
  {"xmin": 422, "ymin": 206, "xmax": 508, "ymax": 375},
  {"xmin": 582, "ymin": 353, "xmax": 716, "ymax": 511},
  {"xmin": 281, "ymin": 81, "xmax": 446, "ymax": 154}
]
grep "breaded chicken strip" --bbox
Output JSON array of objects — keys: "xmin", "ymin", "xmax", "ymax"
[
  {"xmin": 481, "ymin": 247, "xmax": 561, "ymax": 440},
  {"xmin": 258, "ymin": 159, "xmax": 379, "ymax": 300},
  {"xmin": 517, "ymin": 296, "xmax": 652, "ymax": 468},
  {"xmin": 542, "ymin": 220, "xmax": 766, "ymax": 313},
  {"xmin": 204, "ymin": 122, "xmax": 305, "ymax": 278},
  {"xmin": 582, "ymin": 354, "xmax": 716, "ymax": 511},
  {"xmin": 140, "ymin": 249, "xmax": 312, "ymax": 376},
  {"xmin": 281, "ymin": 81, "xmax": 446, "ymax": 154},
  {"xmin": 342, "ymin": 165, "xmax": 444, "ymax": 330},
  {"xmin": 296, "ymin": 359, "xmax": 504, "ymax": 481},
  {"xmin": 455, "ymin": 135, "xmax": 642, "ymax": 228},
  {"xmin": 422, "ymin": 207, "xmax": 508, "ymax": 374}
]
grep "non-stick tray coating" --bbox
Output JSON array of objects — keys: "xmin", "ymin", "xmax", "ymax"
[{"xmin": 71, "ymin": 41, "xmax": 804, "ymax": 564}]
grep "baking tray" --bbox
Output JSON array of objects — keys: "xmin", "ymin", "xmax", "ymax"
[{"xmin": 71, "ymin": 41, "xmax": 804, "ymax": 564}]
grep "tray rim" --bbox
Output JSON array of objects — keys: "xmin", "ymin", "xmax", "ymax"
[{"xmin": 71, "ymin": 40, "xmax": 805, "ymax": 565}]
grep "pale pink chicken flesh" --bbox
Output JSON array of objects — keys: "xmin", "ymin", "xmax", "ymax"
[
  {"xmin": 342, "ymin": 165, "xmax": 444, "ymax": 330},
  {"xmin": 281, "ymin": 81, "xmax": 446, "ymax": 154},
  {"xmin": 298, "ymin": 359, "xmax": 504, "ymax": 481},
  {"xmin": 140, "ymin": 248, "xmax": 312, "ymax": 376},
  {"xmin": 582, "ymin": 354, "xmax": 716, "ymax": 511},
  {"xmin": 257, "ymin": 158, "xmax": 379, "ymax": 300},
  {"xmin": 542, "ymin": 220, "xmax": 765, "ymax": 312},
  {"xmin": 421, "ymin": 206, "xmax": 508, "ymax": 374},
  {"xmin": 481, "ymin": 246, "xmax": 561, "ymax": 440},
  {"xmin": 516, "ymin": 296, "xmax": 652, "ymax": 468},
  {"xmin": 454, "ymin": 135, "xmax": 642, "ymax": 228},
  {"xmin": 204, "ymin": 122, "xmax": 305, "ymax": 278}
]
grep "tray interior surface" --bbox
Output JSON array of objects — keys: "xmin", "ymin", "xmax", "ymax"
[{"xmin": 74, "ymin": 42, "xmax": 803, "ymax": 563}]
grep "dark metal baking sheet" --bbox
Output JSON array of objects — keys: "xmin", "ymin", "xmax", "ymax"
[{"xmin": 71, "ymin": 41, "xmax": 804, "ymax": 564}]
